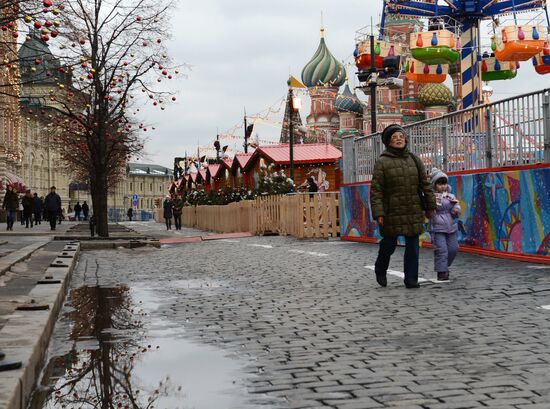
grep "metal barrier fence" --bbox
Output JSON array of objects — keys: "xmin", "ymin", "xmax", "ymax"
[
  {"xmin": 343, "ymin": 88, "xmax": 550, "ymax": 183},
  {"xmin": 107, "ymin": 208, "xmax": 153, "ymax": 222}
]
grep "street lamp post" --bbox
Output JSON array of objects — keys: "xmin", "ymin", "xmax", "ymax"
[
  {"xmin": 287, "ymin": 80, "xmax": 302, "ymax": 183},
  {"xmin": 368, "ymin": 34, "xmax": 377, "ymax": 134},
  {"xmin": 289, "ymin": 87, "xmax": 295, "ymax": 181}
]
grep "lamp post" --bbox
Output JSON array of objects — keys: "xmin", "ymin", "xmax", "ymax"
[
  {"xmin": 368, "ymin": 34, "xmax": 378, "ymax": 134},
  {"xmin": 243, "ymin": 108, "xmax": 249, "ymax": 153},
  {"xmin": 287, "ymin": 79, "xmax": 301, "ymax": 182}
]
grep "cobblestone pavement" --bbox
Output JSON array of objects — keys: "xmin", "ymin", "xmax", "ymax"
[{"xmin": 80, "ymin": 222, "xmax": 550, "ymax": 409}]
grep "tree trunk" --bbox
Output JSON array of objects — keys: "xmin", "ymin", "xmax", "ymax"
[{"xmin": 91, "ymin": 171, "xmax": 109, "ymax": 237}]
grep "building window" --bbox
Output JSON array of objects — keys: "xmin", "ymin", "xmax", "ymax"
[
  {"xmin": 150, "ymin": 183, "xmax": 153, "ymax": 192},
  {"xmin": 129, "ymin": 182, "xmax": 132, "ymax": 191},
  {"xmin": 160, "ymin": 185, "xmax": 162, "ymax": 192},
  {"xmin": 140, "ymin": 183, "xmax": 143, "ymax": 191}
]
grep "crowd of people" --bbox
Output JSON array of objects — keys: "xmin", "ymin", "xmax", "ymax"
[{"xmin": 1, "ymin": 186, "xmax": 92, "ymax": 231}]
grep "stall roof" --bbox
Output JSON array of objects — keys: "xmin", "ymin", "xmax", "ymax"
[
  {"xmin": 248, "ymin": 143, "xmax": 341, "ymax": 168},
  {"xmin": 233, "ymin": 153, "xmax": 254, "ymax": 170},
  {"xmin": 207, "ymin": 164, "xmax": 222, "ymax": 178}
]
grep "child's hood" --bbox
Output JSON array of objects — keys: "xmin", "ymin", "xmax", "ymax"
[{"xmin": 429, "ymin": 167, "xmax": 449, "ymax": 187}]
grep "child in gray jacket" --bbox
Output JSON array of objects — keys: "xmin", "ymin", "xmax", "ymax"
[{"xmin": 429, "ymin": 169, "xmax": 461, "ymax": 281}]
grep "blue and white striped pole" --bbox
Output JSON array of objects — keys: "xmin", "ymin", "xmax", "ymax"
[{"xmin": 460, "ymin": 23, "xmax": 482, "ymax": 110}]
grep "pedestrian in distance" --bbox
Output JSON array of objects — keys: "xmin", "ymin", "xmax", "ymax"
[
  {"xmin": 306, "ymin": 176, "xmax": 319, "ymax": 198},
  {"xmin": 18, "ymin": 198, "xmax": 24, "ymax": 225},
  {"xmin": 127, "ymin": 207, "xmax": 133, "ymax": 221},
  {"xmin": 58, "ymin": 207, "xmax": 65, "ymax": 225},
  {"xmin": 82, "ymin": 201, "xmax": 89, "ymax": 221},
  {"xmin": 428, "ymin": 168, "xmax": 461, "ymax": 281},
  {"xmin": 163, "ymin": 195, "xmax": 173, "ymax": 230},
  {"xmin": 44, "ymin": 186, "xmax": 61, "ymax": 231},
  {"xmin": 172, "ymin": 195, "xmax": 184, "ymax": 230},
  {"xmin": 74, "ymin": 201, "xmax": 82, "ymax": 221},
  {"xmin": 2, "ymin": 185, "xmax": 19, "ymax": 231},
  {"xmin": 33, "ymin": 193, "xmax": 42, "ymax": 225},
  {"xmin": 89, "ymin": 214, "xmax": 96, "ymax": 237},
  {"xmin": 22, "ymin": 190, "xmax": 35, "ymax": 228},
  {"xmin": 40, "ymin": 197, "xmax": 46, "ymax": 222},
  {"xmin": 370, "ymin": 124, "xmax": 436, "ymax": 289}
]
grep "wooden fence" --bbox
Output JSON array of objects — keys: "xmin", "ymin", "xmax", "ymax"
[{"xmin": 179, "ymin": 192, "xmax": 340, "ymax": 239}]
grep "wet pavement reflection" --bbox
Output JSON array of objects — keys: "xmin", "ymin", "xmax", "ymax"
[{"xmin": 28, "ymin": 259, "xmax": 274, "ymax": 409}]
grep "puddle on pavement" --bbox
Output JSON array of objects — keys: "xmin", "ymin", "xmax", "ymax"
[{"xmin": 28, "ymin": 282, "xmax": 275, "ymax": 409}]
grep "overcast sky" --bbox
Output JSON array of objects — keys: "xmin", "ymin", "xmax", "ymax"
[{"xmin": 141, "ymin": 0, "xmax": 545, "ymax": 168}]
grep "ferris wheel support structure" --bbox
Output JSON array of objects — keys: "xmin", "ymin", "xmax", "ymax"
[{"xmin": 382, "ymin": 0, "xmax": 548, "ymax": 109}]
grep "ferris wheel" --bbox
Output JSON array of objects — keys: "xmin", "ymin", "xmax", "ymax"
[{"xmin": 372, "ymin": 0, "xmax": 550, "ymax": 109}]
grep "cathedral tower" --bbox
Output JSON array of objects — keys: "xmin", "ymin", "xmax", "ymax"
[{"xmin": 301, "ymin": 27, "xmax": 346, "ymax": 146}]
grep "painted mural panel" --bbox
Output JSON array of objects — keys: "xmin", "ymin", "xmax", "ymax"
[{"xmin": 340, "ymin": 166, "xmax": 550, "ymax": 258}]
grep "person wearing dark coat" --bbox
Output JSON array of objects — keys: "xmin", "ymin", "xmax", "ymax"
[
  {"xmin": 307, "ymin": 176, "xmax": 318, "ymax": 197},
  {"xmin": 2, "ymin": 185, "xmax": 19, "ymax": 231},
  {"xmin": 172, "ymin": 196, "xmax": 184, "ymax": 230},
  {"xmin": 33, "ymin": 193, "xmax": 42, "ymax": 225},
  {"xmin": 22, "ymin": 190, "xmax": 35, "ymax": 228},
  {"xmin": 163, "ymin": 196, "xmax": 173, "ymax": 230},
  {"xmin": 44, "ymin": 186, "xmax": 62, "ymax": 231},
  {"xmin": 127, "ymin": 207, "xmax": 133, "ymax": 221},
  {"xmin": 74, "ymin": 201, "xmax": 82, "ymax": 221},
  {"xmin": 82, "ymin": 201, "xmax": 89, "ymax": 221},
  {"xmin": 370, "ymin": 124, "xmax": 436, "ymax": 289}
]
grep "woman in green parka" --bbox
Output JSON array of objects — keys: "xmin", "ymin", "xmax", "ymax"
[{"xmin": 370, "ymin": 124, "xmax": 436, "ymax": 288}]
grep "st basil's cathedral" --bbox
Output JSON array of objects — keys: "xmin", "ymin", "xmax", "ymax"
[{"xmin": 284, "ymin": 17, "xmax": 456, "ymax": 148}]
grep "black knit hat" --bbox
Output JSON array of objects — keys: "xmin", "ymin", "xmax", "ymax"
[{"xmin": 381, "ymin": 124, "xmax": 406, "ymax": 146}]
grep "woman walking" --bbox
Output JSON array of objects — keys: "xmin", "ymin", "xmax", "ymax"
[
  {"xmin": 163, "ymin": 196, "xmax": 173, "ymax": 230},
  {"xmin": 2, "ymin": 185, "xmax": 19, "ymax": 231},
  {"xmin": 370, "ymin": 124, "xmax": 436, "ymax": 288}
]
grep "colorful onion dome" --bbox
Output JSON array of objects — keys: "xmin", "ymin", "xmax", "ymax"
[
  {"xmin": 335, "ymin": 84, "xmax": 364, "ymax": 114},
  {"xmin": 418, "ymin": 83, "xmax": 454, "ymax": 107},
  {"xmin": 301, "ymin": 27, "xmax": 346, "ymax": 88}
]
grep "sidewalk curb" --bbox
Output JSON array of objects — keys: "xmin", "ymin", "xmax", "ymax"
[
  {"xmin": 0, "ymin": 241, "xmax": 50, "ymax": 277},
  {"xmin": 0, "ymin": 242, "xmax": 80, "ymax": 409}
]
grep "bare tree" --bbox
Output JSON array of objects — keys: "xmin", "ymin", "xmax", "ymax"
[{"xmin": 39, "ymin": 0, "xmax": 179, "ymax": 236}]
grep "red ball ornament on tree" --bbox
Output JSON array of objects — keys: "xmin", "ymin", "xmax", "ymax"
[
  {"xmin": 43, "ymin": 0, "xmax": 53, "ymax": 7},
  {"xmin": 34, "ymin": 21, "xmax": 42, "ymax": 29},
  {"xmin": 51, "ymin": 30, "xmax": 58, "ymax": 38}
]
